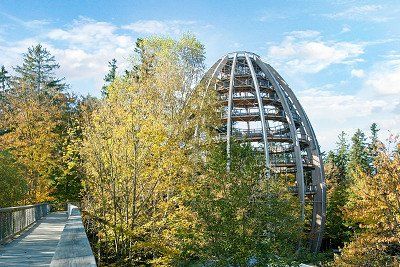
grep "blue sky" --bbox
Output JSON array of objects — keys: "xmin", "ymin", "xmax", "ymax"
[{"xmin": 1, "ymin": 0, "xmax": 399, "ymax": 151}]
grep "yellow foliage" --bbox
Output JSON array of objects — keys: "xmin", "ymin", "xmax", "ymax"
[
  {"xmin": 333, "ymin": 142, "xmax": 400, "ymax": 266},
  {"xmin": 81, "ymin": 34, "xmax": 212, "ymax": 265},
  {"xmin": 0, "ymin": 81, "xmax": 66, "ymax": 202}
]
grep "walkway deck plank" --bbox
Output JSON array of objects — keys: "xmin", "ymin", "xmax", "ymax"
[{"xmin": 0, "ymin": 212, "xmax": 67, "ymax": 267}]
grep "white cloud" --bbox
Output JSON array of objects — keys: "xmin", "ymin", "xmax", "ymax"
[
  {"xmin": 0, "ymin": 17, "xmax": 213, "ymax": 96},
  {"xmin": 258, "ymin": 12, "xmax": 287, "ymax": 22},
  {"xmin": 340, "ymin": 26, "xmax": 351, "ymax": 33},
  {"xmin": 326, "ymin": 5, "xmax": 388, "ymax": 21},
  {"xmin": 326, "ymin": 4, "xmax": 400, "ymax": 23},
  {"xmin": 299, "ymin": 88, "xmax": 387, "ymax": 123},
  {"xmin": 267, "ymin": 31, "xmax": 364, "ymax": 73},
  {"xmin": 0, "ymin": 38, "xmax": 42, "ymax": 68},
  {"xmin": 123, "ymin": 20, "xmax": 196, "ymax": 35},
  {"xmin": 42, "ymin": 18, "xmax": 135, "ymax": 86},
  {"xmin": 351, "ymin": 68, "xmax": 365, "ymax": 77},
  {"xmin": 291, "ymin": 55, "xmax": 400, "ymax": 150},
  {"xmin": 0, "ymin": 11, "xmax": 50, "ymax": 29},
  {"xmin": 0, "ymin": 18, "xmax": 137, "ymax": 96},
  {"xmin": 28, "ymin": 19, "xmax": 50, "ymax": 27},
  {"xmin": 47, "ymin": 18, "xmax": 130, "ymax": 48},
  {"xmin": 331, "ymin": 4, "xmax": 382, "ymax": 17},
  {"xmin": 366, "ymin": 59, "xmax": 400, "ymax": 95},
  {"xmin": 123, "ymin": 20, "xmax": 168, "ymax": 34},
  {"xmin": 298, "ymin": 86, "xmax": 399, "ymax": 150},
  {"xmin": 231, "ymin": 42, "xmax": 243, "ymax": 49},
  {"xmin": 287, "ymin": 30, "xmax": 320, "ymax": 39}
]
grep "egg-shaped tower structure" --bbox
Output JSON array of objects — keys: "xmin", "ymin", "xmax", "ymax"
[{"xmin": 203, "ymin": 51, "xmax": 326, "ymax": 252}]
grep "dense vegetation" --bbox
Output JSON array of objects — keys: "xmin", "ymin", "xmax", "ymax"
[{"xmin": 0, "ymin": 35, "xmax": 399, "ymax": 266}]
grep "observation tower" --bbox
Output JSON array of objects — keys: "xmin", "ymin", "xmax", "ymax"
[{"xmin": 203, "ymin": 51, "xmax": 326, "ymax": 252}]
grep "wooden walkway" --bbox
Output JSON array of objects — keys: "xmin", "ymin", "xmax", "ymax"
[{"xmin": 0, "ymin": 212, "xmax": 67, "ymax": 266}]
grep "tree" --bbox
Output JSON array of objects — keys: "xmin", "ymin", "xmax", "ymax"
[
  {"xmin": 82, "ymin": 34, "xmax": 209, "ymax": 265},
  {"xmin": 0, "ymin": 45, "xmax": 74, "ymax": 203},
  {"xmin": 101, "ymin": 59, "xmax": 117, "ymax": 97},
  {"xmin": 52, "ymin": 117, "xmax": 83, "ymax": 203},
  {"xmin": 193, "ymin": 141, "xmax": 303, "ymax": 266},
  {"xmin": 333, "ymin": 141, "xmax": 400, "ymax": 266},
  {"xmin": 348, "ymin": 129, "xmax": 371, "ymax": 177},
  {"xmin": 0, "ymin": 150, "xmax": 27, "ymax": 207},
  {"xmin": 14, "ymin": 44, "xmax": 66, "ymax": 93},
  {"xmin": 324, "ymin": 132, "xmax": 352, "ymax": 250},
  {"xmin": 128, "ymin": 38, "xmax": 155, "ymax": 81},
  {"xmin": 368, "ymin": 123, "xmax": 380, "ymax": 174},
  {"xmin": 53, "ymin": 95, "xmax": 98, "ymax": 204},
  {"xmin": 370, "ymin": 123, "xmax": 379, "ymax": 145},
  {"xmin": 0, "ymin": 65, "xmax": 11, "ymax": 92}
]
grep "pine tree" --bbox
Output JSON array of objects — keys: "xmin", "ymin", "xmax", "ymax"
[
  {"xmin": 348, "ymin": 129, "xmax": 371, "ymax": 177},
  {"xmin": 335, "ymin": 131, "xmax": 350, "ymax": 183},
  {"xmin": 324, "ymin": 132, "xmax": 352, "ymax": 250},
  {"xmin": 101, "ymin": 59, "xmax": 117, "ymax": 97},
  {"xmin": 368, "ymin": 123, "xmax": 380, "ymax": 174},
  {"xmin": 370, "ymin": 123, "xmax": 379, "ymax": 144},
  {"xmin": 14, "ymin": 44, "xmax": 66, "ymax": 94},
  {"xmin": 0, "ymin": 65, "xmax": 11, "ymax": 92}
]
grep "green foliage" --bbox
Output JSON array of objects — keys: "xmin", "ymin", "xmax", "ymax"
[
  {"xmin": 333, "ymin": 141, "xmax": 400, "ymax": 266},
  {"xmin": 14, "ymin": 44, "xmax": 66, "ymax": 93},
  {"xmin": 0, "ymin": 65, "xmax": 11, "ymax": 92},
  {"xmin": 348, "ymin": 129, "xmax": 371, "ymax": 177},
  {"xmin": 323, "ymin": 124, "xmax": 400, "ymax": 266},
  {"xmin": 368, "ymin": 123, "xmax": 380, "ymax": 174},
  {"xmin": 1, "ymin": 35, "xmax": 398, "ymax": 267},
  {"xmin": 0, "ymin": 44, "xmax": 79, "ymax": 203},
  {"xmin": 81, "ymin": 34, "xmax": 209, "ymax": 266},
  {"xmin": 0, "ymin": 150, "xmax": 27, "ymax": 207},
  {"xmin": 193, "ymin": 141, "xmax": 303, "ymax": 266},
  {"xmin": 101, "ymin": 58, "xmax": 117, "ymax": 97},
  {"xmin": 52, "ymin": 118, "xmax": 83, "ymax": 202},
  {"xmin": 324, "ymin": 132, "xmax": 353, "ymax": 249}
]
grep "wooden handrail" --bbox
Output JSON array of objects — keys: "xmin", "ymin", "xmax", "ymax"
[{"xmin": 0, "ymin": 203, "xmax": 50, "ymax": 243}]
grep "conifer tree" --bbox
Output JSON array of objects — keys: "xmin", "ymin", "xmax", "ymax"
[
  {"xmin": 194, "ymin": 141, "xmax": 302, "ymax": 266},
  {"xmin": 0, "ymin": 65, "xmax": 11, "ymax": 92},
  {"xmin": 368, "ymin": 123, "xmax": 380, "ymax": 174},
  {"xmin": 324, "ymin": 132, "xmax": 352, "ymax": 249},
  {"xmin": 334, "ymin": 131, "xmax": 350, "ymax": 182},
  {"xmin": 14, "ymin": 44, "xmax": 66, "ymax": 94},
  {"xmin": 348, "ymin": 129, "xmax": 370, "ymax": 177},
  {"xmin": 101, "ymin": 58, "xmax": 117, "ymax": 97}
]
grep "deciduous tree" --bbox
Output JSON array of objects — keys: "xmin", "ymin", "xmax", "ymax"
[
  {"xmin": 82, "ymin": 34, "xmax": 209, "ymax": 265},
  {"xmin": 0, "ymin": 44, "xmax": 74, "ymax": 203},
  {"xmin": 193, "ymin": 141, "xmax": 303, "ymax": 266},
  {"xmin": 333, "ymin": 141, "xmax": 400, "ymax": 266}
]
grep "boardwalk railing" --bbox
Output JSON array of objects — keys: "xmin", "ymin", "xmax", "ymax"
[
  {"xmin": 50, "ymin": 204, "xmax": 96, "ymax": 266},
  {"xmin": 0, "ymin": 203, "xmax": 50, "ymax": 243}
]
